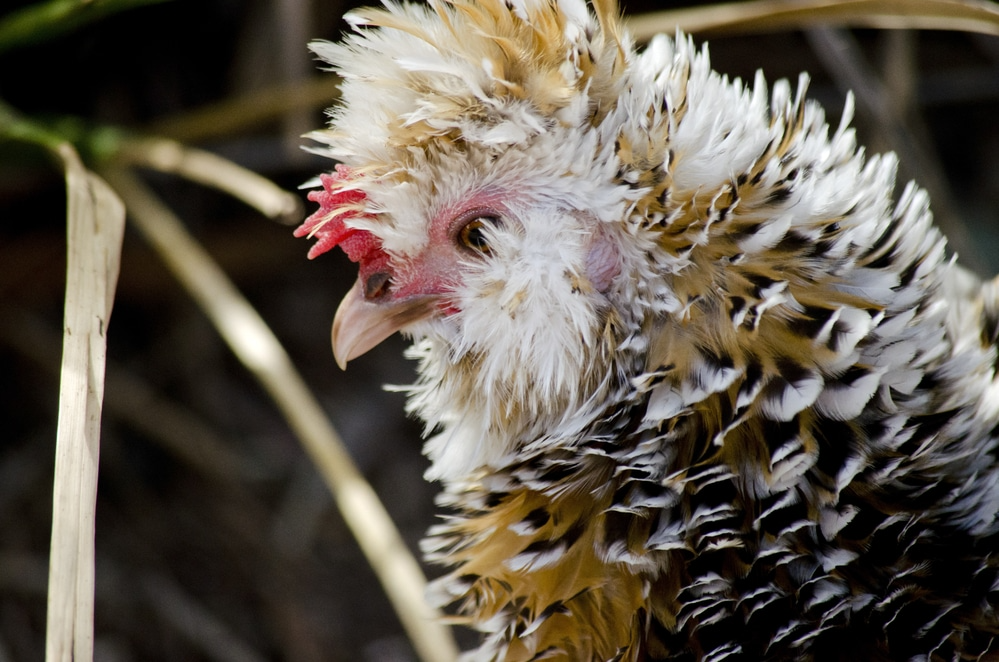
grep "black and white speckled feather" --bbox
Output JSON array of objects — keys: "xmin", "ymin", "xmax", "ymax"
[{"xmin": 300, "ymin": 0, "xmax": 999, "ymax": 659}]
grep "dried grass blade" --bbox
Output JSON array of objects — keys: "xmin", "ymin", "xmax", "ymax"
[
  {"xmin": 116, "ymin": 137, "xmax": 302, "ymax": 223},
  {"xmin": 145, "ymin": 77, "xmax": 342, "ymax": 144},
  {"xmin": 626, "ymin": 0, "xmax": 999, "ymax": 41},
  {"xmin": 100, "ymin": 166, "xmax": 459, "ymax": 662},
  {"xmin": 45, "ymin": 144, "xmax": 126, "ymax": 662},
  {"xmin": 2, "ymin": 309, "xmax": 266, "ymax": 484},
  {"xmin": 140, "ymin": 573, "xmax": 270, "ymax": 662}
]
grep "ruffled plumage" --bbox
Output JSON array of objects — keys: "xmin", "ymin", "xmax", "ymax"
[{"xmin": 301, "ymin": 1, "xmax": 999, "ymax": 659}]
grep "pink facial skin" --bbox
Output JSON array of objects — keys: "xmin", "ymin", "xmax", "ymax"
[
  {"xmin": 298, "ymin": 173, "xmax": 614, "ymax": 314},
  {"xmin": 585, "ymin": 226, "xmax": 621, "ymax": 294}
]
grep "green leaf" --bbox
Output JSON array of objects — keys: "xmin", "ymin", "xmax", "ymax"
[
  {"xmin": 0, "ymin": 0, "xmax": 172, "ymax": 56},
  {"xmin": 0, "ymin": 97, "xmax": 65, "ymax": 152},
  {"xmin": 0, "ymin": 98, "xmax": 127, "ymax": 165}
]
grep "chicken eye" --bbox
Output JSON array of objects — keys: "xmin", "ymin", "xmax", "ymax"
[{"xmin": 457, "ymin": 215, "xmax": 499, "ymax": 255}]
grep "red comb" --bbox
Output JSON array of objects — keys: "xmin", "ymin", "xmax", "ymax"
[
  {"xmin": 295, "ymin": 165, "xmax": 381, "ymax": 261},
  {"xmin": 295, "ymin": 165, "xmax": 391, "ymax": 286}
]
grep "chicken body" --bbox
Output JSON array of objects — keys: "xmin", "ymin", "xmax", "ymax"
[{"xmin": 297, "ymin": 0, "xmax": 999, "ymax": 659}]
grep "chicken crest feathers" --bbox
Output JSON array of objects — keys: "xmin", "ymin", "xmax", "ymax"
[{"xmin": 312, "ymin": 0, "xmax": 625, "ymax": 154}]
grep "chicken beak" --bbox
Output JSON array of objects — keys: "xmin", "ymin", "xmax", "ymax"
[{"xmin": 331, "ymin": 279, "xmax": 437, "ymax": 368}]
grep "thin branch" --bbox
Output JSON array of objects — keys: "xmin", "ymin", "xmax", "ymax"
[
  {"xmin": 100, "ymin": 166, "xmax": 460, "ymax": 662},
  {"xmin": 626, "ymin": 0, "xmax": 999, "ymax": 41}
]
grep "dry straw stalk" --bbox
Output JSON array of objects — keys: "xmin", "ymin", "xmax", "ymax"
[{"xmin": 45, "ymin": 145, "xmax": 125, "ymax": 662}]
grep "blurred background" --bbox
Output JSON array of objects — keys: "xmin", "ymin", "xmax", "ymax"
[{"xmin": 1, "ymin": 0, "xmax": 997, "ymax": 660}]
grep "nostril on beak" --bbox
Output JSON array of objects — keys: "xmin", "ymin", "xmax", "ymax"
[{"xmin": 364, "ymin": 271, "xmax": 391, "ymax": 300}]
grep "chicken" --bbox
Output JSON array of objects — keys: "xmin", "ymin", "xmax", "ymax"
[{"xmin": 295, "ymin": 0, "xmax": 999, "ymax": 659}]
